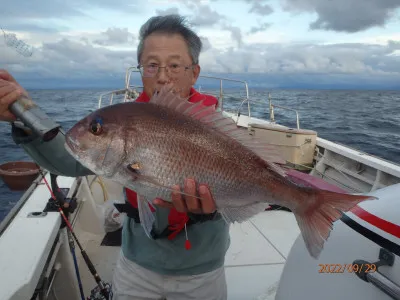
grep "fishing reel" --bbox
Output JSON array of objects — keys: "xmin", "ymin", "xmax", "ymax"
[
  {"xmin": 43, "ymin": 173, "xmax": 78, "ymax": 228},
  {"xmin": 87, "ymin": 282, "xmax": 113, "ymax": 300}
]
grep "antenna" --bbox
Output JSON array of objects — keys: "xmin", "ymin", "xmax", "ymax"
[{"xmin": 1, "ymin": 27, "xmax": 34, "ymax": 57}]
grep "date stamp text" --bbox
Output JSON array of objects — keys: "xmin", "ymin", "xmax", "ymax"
[{"xmin": 318, "ymin": 264, "xmax": 377, "ymax": 274}]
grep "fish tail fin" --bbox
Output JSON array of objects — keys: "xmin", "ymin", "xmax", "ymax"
[{"xmin": 294, "ymin": 189, "xmax": 377, "ymax": 259}]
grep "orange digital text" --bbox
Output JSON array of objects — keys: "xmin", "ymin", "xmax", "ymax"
[{"xmin": 318, "ymin": 263, "xmax": 377, "ymax": 274}]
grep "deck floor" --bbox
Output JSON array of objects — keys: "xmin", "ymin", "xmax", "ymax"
[{"xmin": 74, "ymin": 209, "xmax": 299, "ymax": 300}]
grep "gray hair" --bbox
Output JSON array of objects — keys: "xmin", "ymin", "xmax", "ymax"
[{"xmin": 137, "ymin": 14, "xmax": 203, "ymax": 65}]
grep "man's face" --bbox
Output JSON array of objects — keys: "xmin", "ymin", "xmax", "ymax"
[{"xmin": 139, "ymin": 33, "xmax": 201, "ymax": 98}]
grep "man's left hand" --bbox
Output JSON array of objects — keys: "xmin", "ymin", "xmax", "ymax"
[{"xmin": 152, "ymin": 178, "xmax": 216, "ymax": 214}]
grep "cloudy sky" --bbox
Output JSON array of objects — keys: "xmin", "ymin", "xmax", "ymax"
[{"xmin": 1, "ymin": 0, "xmax": 400, "ymax": 89}]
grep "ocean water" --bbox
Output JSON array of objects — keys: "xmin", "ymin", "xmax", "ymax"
[{"xmin": 0, "ymin": 88, "xmax": 399, "ymax": 222}]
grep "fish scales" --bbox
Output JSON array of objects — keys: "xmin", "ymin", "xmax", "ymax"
[{"xmin": 118, "ymin": 105, "xmax": 272, "ymax": 207}]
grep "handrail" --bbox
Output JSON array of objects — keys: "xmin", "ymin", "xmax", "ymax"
[
  {"xmin": 353, "ymin": 248, "xmax": 399, "ymax": 300},
  {"xmin": 125, "ymin": 66, "xmax": 138, "ymax": 88},
  {"xmin": 365, "ymin": 271, "xmax": 400, "ymax": 300},
  {"xmin": 98, "ymin": 66, "xmax": 302, "ymax": 130},
  {"xmin": 268, "ymin": 93, "xmax": 300, "ymax": 129},
  {"xmin": 124, "ymin": 68, "xmax": 251, "ymax": 116},
  {"xmin": 97, "ymin": 89, "xmax": 127, "ymax": 109},
  {"xmin": 197, "ymin": 75, "xmax": 250, "ymax": 116}
]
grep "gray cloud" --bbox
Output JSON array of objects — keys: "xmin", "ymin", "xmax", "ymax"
[
  {"xmin": 0, "ymin": 0, "xmax": 83, "ymax": 19},
  {"xmin": 0, "ymin": 0, "xmax": 143, "ymax": 33},
  {"xmin": 154, "ymin": 1, "xmax": 225, "ymax": 27},
  {"xmin": 1, "ymin": 23, "xmax": 68, "ymax": 34},
  {"xmin": 152, "ymin": 1, "xmax": 240, "ymax": 47},
  {"xmin": 204, "ymin": 41, "xmax": 400, "ymax": 77},
  {"xmin": 1, "ymin": 36, "xmax": 136, "ymax": 82},
  {"xmin": 93, "ymin": 28, "xmax": 135, "ymax": 46},
  {"xmin": 155, "ymin": 7, "xmax": 181, "ymax": 16},
  {"xmin": 2, "ymin": 20, "xmax": 400, "ymax": 90},
  {"xmin": 245, "ymin": 0, "xmax": 274, "ymax": 16},
  {"xmin": 190, "ymin": 4, "xmax": 226, "ymax": 27},
  {"xmin": 160, "ymin": 0, "xmax": 209, "ymax": 10},
  {"xmin": 0, "ymin": 0, "xmax": 142, "ymax": 19},
  {"xmin": 4, "ymin": 34, "xmax": 400, "ymax": 77},
  {"xmin": 248, "ymin": 2, "xmax": 274, "ymax": 16},
  {"xmin": 200, "ymin": 36, "xmax": 212, "ymax": 52},
  {"xmin": 221, "ymin": 24, "xmax": 243, "ymax": 48},
  {"xmin": 154, "ymin": 0, "xmax": 225, "ymax": 27},
  {"xmin": 281, "ymin": 0, "xmax": 400, "ymax": 32},
  {"xmin": 248, "ymin": 22, "xmax": 271, "ymax": 34}
]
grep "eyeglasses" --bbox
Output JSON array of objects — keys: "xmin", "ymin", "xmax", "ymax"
[{"xmin": 137, "ymin": 63, "xmax": 195, "ymax": 78}]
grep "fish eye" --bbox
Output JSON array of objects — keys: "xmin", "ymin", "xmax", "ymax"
[{"xmin": 89, "ymin": 117, "xmax": 103, "ymax": 135}]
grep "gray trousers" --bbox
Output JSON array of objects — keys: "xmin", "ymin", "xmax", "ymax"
[{"xmin": 111, "ymin": 251, "xmax": 228, "ymax": 300}]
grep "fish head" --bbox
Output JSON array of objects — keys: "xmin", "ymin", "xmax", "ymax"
[{"xmin": 65, "ymin": 108, "xmax": 127, "ymax": 177}]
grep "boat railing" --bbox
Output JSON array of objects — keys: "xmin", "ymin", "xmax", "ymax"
[
  {"xmin": 126, "ymin": 69, "xmax": 253, "ymax": 117},
  {"xmin": 97, "ymin": 89, "xmax": 130, "ymax": 109},
  {"xmin": 98, "ymin": 66, "xmax": 301, "ymax": 129},
  {"xmin": 268, "ymin": 93, "xmax": 300, "ymax": 129},
  {"xmin": 195, "ymin": 74, "xmax": 250, "ymax": 116}
]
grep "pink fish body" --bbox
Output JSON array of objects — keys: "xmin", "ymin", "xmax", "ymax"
[{"xmin": 65, "ymin": 86, "xmax": 377, "ymax": 259}]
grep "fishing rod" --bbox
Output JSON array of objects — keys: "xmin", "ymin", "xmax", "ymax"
[
  {"xmin": 41, "ymin": 170, "xmax": 112, "ymax": 300},
  {"xmin": 67, "ymin": 228, "xmax": 85, "ymax": 300}
]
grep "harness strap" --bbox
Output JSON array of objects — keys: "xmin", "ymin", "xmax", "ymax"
[{"xmin": 113, "ymin": 200, "xmax": 217, "ymax": 240}]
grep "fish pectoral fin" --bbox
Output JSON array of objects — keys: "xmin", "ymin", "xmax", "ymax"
[
  {"xmin": 137, "ymin": 194, "xmax": 156, "ymax": 238},
  {"xmin": 220, "ymin": 202, "xmax": 270, "ymax": 224},
  {"xmin": 126, "ymin": 163, "xmax": 165, "ymax": 187}
]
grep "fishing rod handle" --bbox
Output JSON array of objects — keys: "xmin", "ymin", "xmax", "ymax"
[{"xmin": 9, "ymin": 95, "xmax": 61, "ymax": 141}]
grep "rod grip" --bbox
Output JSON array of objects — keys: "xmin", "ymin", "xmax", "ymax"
[{"xmin": 9, "ymin": 95, "xmax": 61, "ymax": 141}]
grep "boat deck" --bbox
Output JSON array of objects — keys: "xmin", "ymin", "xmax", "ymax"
[
  {"xmin": 74, "ymin": 206, "xmax": 299, "ymax": 300},
  {"xmin": 224, "ymin": 211, "xmax": 299, "ymax": 300},
  {"xmin": 0, "ymin": 173, "xmax": 300, "ymax": 300}
]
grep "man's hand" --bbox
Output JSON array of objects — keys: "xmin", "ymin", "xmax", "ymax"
[
  {"xmin": 153, "ymin": 178, "xmax": 216, "ymax": 214},
  {"xmin": 0, "ymin": 69, "xmax": 28, "ymax": 122}
]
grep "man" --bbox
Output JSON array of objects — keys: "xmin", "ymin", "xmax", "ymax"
[{"xmin": 0, "ymin": 14, "xmax": 230, "ymax": 300}]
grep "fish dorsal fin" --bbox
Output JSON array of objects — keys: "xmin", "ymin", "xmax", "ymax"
[{"xmin": 149, "ymin": 86, "xmax": 288, "ymax": 177}]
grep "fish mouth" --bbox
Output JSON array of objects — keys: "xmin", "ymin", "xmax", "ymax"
[
  {"xmin": 64, "ymin": 136, "xmax": 82, "ymax": 160},
  {"xmin": 64, "ymin": 137, "xmax": 104, "ymax": 176},
  {"xmin": 65, "ymin": 136, "xmax": 80, "ymax": 152},
  {"xmin": 64, "ymin": 136, "xmax": 110, "ymax": 177}
]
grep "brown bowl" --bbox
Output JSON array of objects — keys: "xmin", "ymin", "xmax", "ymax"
[{"xmin": 0, "ymin": 161, "xmax": 40, "ymax": 191}]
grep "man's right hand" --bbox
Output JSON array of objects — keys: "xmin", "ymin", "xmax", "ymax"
[{"xmin": 0, "ymin": 69, "xmax": 28, "ymax": 122}]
